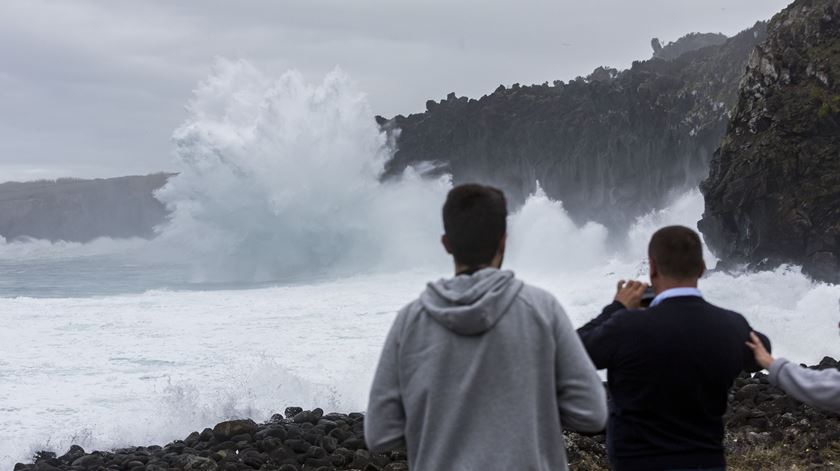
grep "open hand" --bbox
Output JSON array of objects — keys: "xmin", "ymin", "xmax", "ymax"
[
  {"xmin": 746, "ymin": 331, "xmax": 774, "ymax": 370},
  {"xmin": 614, "ymin": 280, "xmax": 649, "ymax": 309}
]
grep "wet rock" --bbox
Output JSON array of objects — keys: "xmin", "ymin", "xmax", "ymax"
[
  {"xmin": 185, "ymin": 431, "xmax": 201, "ymax": 446},
  {"xmin": 284, "ymin": 407, "xmax": 303, "ymax": 418},
  {"xmin": 58, "ymin": 445, "xmax": 85, "ymax": 464},
  {"xmin": 33, "ymin": 452, "xmax": 56, "ymax": 463},
  {"xmin": 179, "ymin": 455, "xmax": 217, "ymax": 471},
  {"xmin": 292, "ymin": 408, "xmax": 324, "ymax": 425},
  {"xmin": 71, "ymin": 454, "xmax": 104, "ymax": 468},
  {"xmin": 212, "ymin": 419, "xmax": 258, "ymax": 441}
]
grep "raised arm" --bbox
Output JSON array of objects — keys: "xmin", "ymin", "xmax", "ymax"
[
  {"xmin": 553, "ymin": 299, "xmax": 608, "ymax": 433},
  {"xmin": 577, "ymin": 280, "xmax": 646, "ymax": 369},
  {"xmin": 364, "ymin": 311, "xmax": 407, "ymax": 452}
]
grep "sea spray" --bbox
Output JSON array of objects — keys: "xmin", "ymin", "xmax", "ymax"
[{"xmin": 154, "ymin": 59, "xmax": 449, "ymax": 282}]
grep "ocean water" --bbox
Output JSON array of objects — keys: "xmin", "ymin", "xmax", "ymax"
[{"xmin": 1, "ymin": 62, "xmax": 838, "ymax": 468}]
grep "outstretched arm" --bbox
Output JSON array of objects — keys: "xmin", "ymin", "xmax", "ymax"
[
  {"xmin": 577, "ymin": 280, "xmax": 646, "ymax": 369},
  {"xmin": 747, "ymin": 332, "xmax": 840, "ymax": 414},
  {"xmin": 768, "ymin": 359, "xmax": 840, "ymax": 414}
]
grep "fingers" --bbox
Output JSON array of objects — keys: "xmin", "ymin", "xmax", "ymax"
[
  {"xmin": 631, "ymin": 281, "xmax": 647, "ymax": 295},
  {"xmin": 746, "ymin": 332, "xmax": 764, "ymax": 351},
  {"xmin": 622, "ymin": 280, "xmax": 648, "ymax": 295},
  {"xmin": 616, "ymin": 280, "xmax": 626, "ymax": 292},
  {"xmin": 614, "ymin": 279, "xmax": 649, "ymax": 309}
]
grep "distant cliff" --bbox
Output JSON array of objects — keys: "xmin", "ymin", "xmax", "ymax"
[
  {"xmin": 0, "ymin": 174, "xmax": 171, "ymax": 242},
  {"xmin": 651, "ymin": 33, "xmax": 728, "ymax": 61},
  {"xmin": 381, "ymin": 24, "xmax": 767, "ymax": 228},
  {"xmin": 699, "ymin": 0, "xmax": 840, "ymax": 282}
]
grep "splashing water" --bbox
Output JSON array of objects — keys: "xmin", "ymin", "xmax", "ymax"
[{"xmin": 154, "ymin": 59, "xmax": 449, "ymax": 282}]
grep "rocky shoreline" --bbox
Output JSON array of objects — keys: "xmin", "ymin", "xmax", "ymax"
[{"xmin": 16, "ymin": 359, "xmax": 840, "ymax": 471}]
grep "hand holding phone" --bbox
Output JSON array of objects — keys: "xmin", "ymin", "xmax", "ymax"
[{"xmin": 614, "ymin": 280, "xmax": 650, "ymax": 309}]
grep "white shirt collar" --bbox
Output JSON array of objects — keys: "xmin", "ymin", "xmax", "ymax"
[{"xmin": 649, "ymin": 287, "xmax": 703, "ymax": 307}]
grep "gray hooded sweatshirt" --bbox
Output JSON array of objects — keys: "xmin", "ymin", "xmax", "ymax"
[
  {"xmin": 365, "ymin": 268, "xmax": 607, "ymax": 471},
  {"xmin": 769, "ymin": 358, "xmax": 840, "ymax": 414}
]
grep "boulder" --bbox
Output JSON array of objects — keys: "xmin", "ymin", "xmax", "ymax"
[{"xmin": 212, "ymin": 419, "xmax": 258, "ymax": 441}]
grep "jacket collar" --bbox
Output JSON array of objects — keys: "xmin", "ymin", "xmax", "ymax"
[{"xmin": 650, "ymin": 287, "xmax": 703, "ymax": 307}]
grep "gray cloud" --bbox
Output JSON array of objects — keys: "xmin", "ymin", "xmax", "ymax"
[{"xmin": 0, "ymin": 0, "xmax": 792, "ymax": 181}]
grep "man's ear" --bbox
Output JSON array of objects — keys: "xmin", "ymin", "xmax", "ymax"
[
  {"xmin": 649, "ymin": 257, "xmax": 658, "ymax": 279},
  {"xmin": 699, "ymin": 260, "xmax": 707, "ymax": 278},
  {"xmin": 441, "ymin": 234, "xmax": 453, "ymax": 254},
  {"xmin": 498, "ymin": 233, "xmax": 507, "ymax": 253}
]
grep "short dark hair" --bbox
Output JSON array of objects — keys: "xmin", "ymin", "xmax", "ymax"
[
  {"xmin": 442, "ymin": 184, "xmax": 507, "ymax": 267},
  {"xmin": 648, "ymin": 225, "xmax": 705, "ymax": 279}
]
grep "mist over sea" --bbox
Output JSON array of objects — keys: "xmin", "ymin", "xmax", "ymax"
[{"xmin": 1, "ymin": 61, "xmax": 838, "ymax": 468}]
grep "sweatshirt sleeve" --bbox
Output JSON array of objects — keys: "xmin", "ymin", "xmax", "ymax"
[
  {"xmin": 365, "ymin": 310, "xmax": 408, "ymax": 452},
  {"xmin": 768, "ymin": 358, "xmax": 840, "ymax": 414},
  {"xmin": 553, "ymin": 299, "xmax": 608, "ymax": 433}
]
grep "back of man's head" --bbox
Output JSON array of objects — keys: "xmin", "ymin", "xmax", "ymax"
[
  {"xmin": 442, "ymin": 184, "xmax": 507, "ymax": 267},
  {"xmin": 648, "ymin": 225, "xmax": 705, "ymax": 280}
]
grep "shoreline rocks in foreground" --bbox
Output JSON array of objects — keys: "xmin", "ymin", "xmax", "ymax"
[{"xmin": 16, "ymin": 358, "xmax": 840, "ymax": 471}]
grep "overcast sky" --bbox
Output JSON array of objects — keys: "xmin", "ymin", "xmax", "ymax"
[{"xmin": 0, "ymin": 0, "xmax": 791, "ymax": 182}]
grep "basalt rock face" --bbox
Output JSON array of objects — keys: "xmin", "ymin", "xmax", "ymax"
[
  {"xmin": 699, "ymin": 0, "xmax": 840, "ymax": 282},
  {"xmin": 381, "ymin": 24, "xmax": 766, "ymax": 229},
  {"xmin": 0, "ymin": 173, "xmax": 172, "ymax": 242}
]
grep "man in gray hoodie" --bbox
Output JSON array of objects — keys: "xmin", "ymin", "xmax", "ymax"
[{"xmin": 365, "ymin": 184, "xmax": 607, "ymax": 471}]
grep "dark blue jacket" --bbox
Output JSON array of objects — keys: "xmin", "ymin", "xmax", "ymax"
[{"xmin": 578, "ymin": 296, "xmax": 770, "ymax": 471}]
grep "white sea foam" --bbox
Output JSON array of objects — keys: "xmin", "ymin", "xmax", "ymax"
[
  {"xmin": 1, "ymin": 62, "xmax": 838, "ymax": 468},
  {"xmin": 152, "ymin": 59, "xmax": 450, "ymax": 282}
]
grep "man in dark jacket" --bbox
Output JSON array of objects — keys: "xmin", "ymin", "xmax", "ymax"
[{"xmin": 578, "ymin": 225, "xmax": 770, "ymax": 471}]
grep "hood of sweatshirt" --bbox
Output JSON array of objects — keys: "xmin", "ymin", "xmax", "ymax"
[{"xmin": 419, "ymin": 268, "xmax": 524, "ymax": 335}]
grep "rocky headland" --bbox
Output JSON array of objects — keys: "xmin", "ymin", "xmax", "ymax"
[
  {"xmin": 380, "ymin": 24, "xmax": 767, "ymax": 229},
  {"xmin": 16, "ymin": 359, "xmax": 840, "ymax": 471},
  {"xmin": 700, "ymin": 0, "xmax": 840, "ymax": 282},
  {"xmin": 0, "ymin": 174, "xmax": 171, "ymax": 243}
]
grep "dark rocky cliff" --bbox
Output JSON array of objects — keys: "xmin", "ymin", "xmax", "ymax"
[
  {"xmin": 699, "ymin": 0, "xmax": 840, "ymax": 282},
  {"xmin": 0, "ymin": 174, "xmax": 171, "ymax": 242},
  {"xmin": 381, "ymin": 24, "xmax": 767, "ymax": 229}
]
